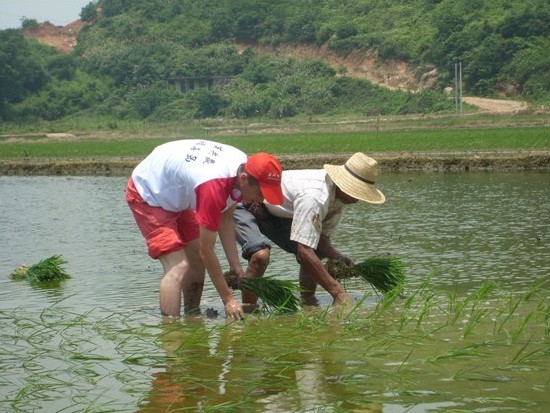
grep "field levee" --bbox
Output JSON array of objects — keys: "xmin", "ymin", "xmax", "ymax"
[{"xmin": 1, "ymin": 151, "xmax": 550, "ymax": 176}]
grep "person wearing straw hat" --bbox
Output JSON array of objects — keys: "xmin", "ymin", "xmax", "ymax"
[
  {"xmin": 234, "ymin": 152, "xmax": 385, "ymax": 308},
  {"xmin": 126, "ymin": 139, "xmax": 284, "ymax": 320}
]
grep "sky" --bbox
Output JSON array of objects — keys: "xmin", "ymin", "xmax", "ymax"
[{"xmin": 0, "ymin": 0, "xmax": 92, "ymax": 29}]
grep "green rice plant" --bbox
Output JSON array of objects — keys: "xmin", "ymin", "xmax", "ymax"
[
  {"xmin": 224, "ymin": 272, "xmax": 301, "ymax": 314},
  {"xmin": 341, "ymin": 292, "xmax": 375, "ymax": 324},
  {"xmin": 510, "ymin": 340, "xmax": 549, "ymax": 365},
  {"xmin": 428, "ymin": 341, "xmax": 494, "ymax": 364},
  {"xmin": 326, "ymin": 256, "xmax": 405, "ymax": 294},
  {"xmin": 475, "ymin": 281, "xmax": 496, "ymax": 300},
  {"xmin": 510, "ymin": 311, "xmax": 535, "ymax": 343},
  {"xmin": 401, "ymin": 275, "xmax": 444, "ymax": 334},
  {"xmin": 539, "ymin": 302, "xmax": 550, "ymax": 337},
  {"xmin": 9, "ymin": 255, "xmax": 71, "ymax": 283},
  {"xmin": 26, "ymin": 255, "xmax": 70, "ymax": 283},
  {"xmin": 371, "ymin": 283, "xmax": 405, "ymax": 319},
  {"xmin": 523, "ymin": 279, "xmax": 550, "ymax": 301},
  {"xmin": 295, "ymin": 304, "xmax": 333, "ymax": 329},
  {"xmin": 354, "ymin": 257, "xmax": 405, "ymax": 293},
  {"xmin": 3, "ymin": 126, "xmax": 550, "ymax": 159},
  {"xmin": 201, "ymin": 400, "xmax": 250, "ymax": 412},
  {"xmin": 497, "ymin": 296, "xmax": 523, "ymax": 334},
  {"xmin": 240, "ymin": 277, "xmax": 301, "ymax": 314},
  {"xmin": 463, "ymin": 308, "xmax": 490, "ymax": 339},
  {"xmin": 448, "ymin": 293, "xmax": 474, "ymax": 326},
  {"xmin": 416, "ymin": 291, "xmax": 437, "ymax": 331}
]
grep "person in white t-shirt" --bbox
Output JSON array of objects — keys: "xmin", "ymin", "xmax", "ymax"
[
  {"xmin": 234, "ymin": 153, "xmax": 385, "ymax": 307},
  {"xmin": 126, "ymin": 139, "xmax": 283, "ymax": 320}
]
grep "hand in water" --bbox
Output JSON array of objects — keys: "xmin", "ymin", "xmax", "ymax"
[
  {"xmin": 333, "ymin": 292, "xmax": 355, "ymax": 308},
  {"xmin": 333, "ymin": 293, "xmax": 356, "ymax": 319},
  {"xmin": 224, "ymin": 298, "xmax": 244, "ymax": 320}
]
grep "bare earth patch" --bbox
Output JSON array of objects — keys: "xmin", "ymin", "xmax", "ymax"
[
  {"xmin": 461, "ymin": 97, "xmax": 529, "ymax": 114},
  {"xmin": 23, "ymin": 20, "xmax": 84, "ymax": 54}
]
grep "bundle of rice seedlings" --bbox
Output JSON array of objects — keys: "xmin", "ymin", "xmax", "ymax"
[
  {"xmin": 326, "ymin": 256, "xmax": 405, "ymax": 294},
  {"xmin": 354, "ymin": 256, "xmax": 405, "ymax": 293},
  {"xmin": 16, "ymin": 255, "xmax": 71, "ymax": 283},
  {"xmin": 9, "ymin": 265, "xmax": 29, "ymax": 280},
  {"xmin": 325, "ymin": 259, "xmax": 356, "ymax": 280},
  {"xmin": 224, "ymin": 272, "xmax": 301, "ymax": 313},
  {"xmin": 241, "ymin": 276, "xmax": 301, "ymax": 314}
]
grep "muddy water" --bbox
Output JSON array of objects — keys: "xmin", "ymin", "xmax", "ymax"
[{"xmin": 1, "ymin": 171, "xmax": 549, "ymax": 412}]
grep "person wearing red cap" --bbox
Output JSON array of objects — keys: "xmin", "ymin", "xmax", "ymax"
[{"xmin": 125, "ymin": 139, "xmax": 283, "ymax": 319}]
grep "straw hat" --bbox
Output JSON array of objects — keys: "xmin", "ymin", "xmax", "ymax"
[{"xmin": 324, "ymin": 153, "xmax": 385, "ymax": 204}]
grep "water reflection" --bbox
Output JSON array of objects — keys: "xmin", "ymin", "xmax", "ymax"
[{"xmin": 137, "ymin": 315, "xmax": 387, "ymax": 412}]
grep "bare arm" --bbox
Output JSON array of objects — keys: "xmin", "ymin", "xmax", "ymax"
[
  {"xmin": 316, "ymin": 234, "xmax": 354, "ymax": 266},
  {"xmin": 218, "ymin": 203, "xmax": 245, "ymax": 278},
  {"xmin": 199, "ymin": 226, "xmax": 243, "ymax": 320},
  {"xmin": 296, "ymin": 243, "xmax": 351, "ymax": 305}
]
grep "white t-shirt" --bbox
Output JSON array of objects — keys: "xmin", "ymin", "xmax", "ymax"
[
  {"xmin": 132, "ymin": 139, "xmax": 246, "ymax": 230},
  {"xmin": 265, "ymin": 169, "xmax": 346, "ymax": 249}
]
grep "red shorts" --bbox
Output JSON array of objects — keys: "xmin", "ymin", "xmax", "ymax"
[{"xmin": 126, "ymin": 177, "xmax": 200, "ymax": 259}]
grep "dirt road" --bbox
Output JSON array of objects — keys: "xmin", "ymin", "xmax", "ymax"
[{"xmin": 461, "ymin": 97, "xmax": 529, "ymax": 114}]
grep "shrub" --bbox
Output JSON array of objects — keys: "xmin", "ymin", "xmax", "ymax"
[
  {"xmin": 80, "ymin": 2, "xmax": 98, "ymax": 22},
  {"xmin": 127, "ymin": 82, "xmax": 180, "ymax": 118},
  {"xmin": 20, "ymin": 18, "xmax": 39, "ymax": 29}
]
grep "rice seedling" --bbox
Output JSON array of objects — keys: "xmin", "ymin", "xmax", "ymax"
[
  {"xmin": 3, "ymin": 276, "xmax": 550, "ymax": 413},
  {"xmin": 340, "ymin": 292, "xmax": 375, "ymax": 324},
  {"xmin": 415, "ymin": 291, "xmax": 437, "ymax": 331},
  {"xmin": 326, "ymin": 256, "xmax": 405, "ymax": 294},
  {"xmin": 9, "ymin": 255, "xmax": 71, "ymax": 283},
  {"xmin": 497, "ymin": 295, "xmax": 523, "ymax": 334},
  {"xmin": 448, "ymin": 293, "xmax": 474, "ymax": 326},
  {"xmin": 224, "ymin": 272, "xmax": 301, "ymax": 314},
  {"xmin": 428, "ymin": 341, "xmax": 495, "ymax": 364},
  {"xmin": 510, "ymin": 311, "xmax": 535, "ymax": 342},
  {"xmin": 511, "ymin": 341, "xmax": 550, "ymax": 365},
  {"xmin": 241, "ymin": 277, "xmax": 301, "ymax": 314},
  {"xmin": 371, "ymin": 283, "xmax": 406, "ymax": 318},
  {"xmin": 539, "ymin": 302, "xmax": 550, "ymax": 337},
  {"xmin": 3, "ymin": 125, "xmax": 549, "ymax": 159},
  {"xmin": 201, "ymin": 400, "xmax": 250, "ymax": 413},
  {"xmin": 463, "ymin": 307, "xmax": 490, "ymax": 339}
]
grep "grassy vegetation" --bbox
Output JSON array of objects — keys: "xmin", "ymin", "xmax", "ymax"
[{"xmin": 1, "ymin": 125, "xmax": 549, "ymax": 159}]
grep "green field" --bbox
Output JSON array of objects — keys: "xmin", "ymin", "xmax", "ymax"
[{"xmin": 1, "ymin": 126, "xmax": 549, "ymax": 159}]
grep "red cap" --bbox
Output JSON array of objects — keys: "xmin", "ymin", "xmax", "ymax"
[{"xmin": 245, "ymin": 153, "xmax": 284, "ymax": 205}]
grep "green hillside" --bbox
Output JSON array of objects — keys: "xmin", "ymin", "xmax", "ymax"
[{"xmin": 1, "ymin": 0, "xmax": 549, "ymax": 126}]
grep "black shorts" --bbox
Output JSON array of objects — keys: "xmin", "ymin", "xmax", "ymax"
[{"xmin": 233, "ymin": 204, "xmax": 298, "ymax": 260}]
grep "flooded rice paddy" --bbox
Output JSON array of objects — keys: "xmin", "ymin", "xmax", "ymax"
[{"xmin": 1, "ymin": 171, "xmax": 549, "ymax": 412}]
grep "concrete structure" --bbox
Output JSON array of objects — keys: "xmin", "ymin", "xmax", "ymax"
[{"xmin": 168, "ymin": 76, "xmax": 234, "ymax": 93}]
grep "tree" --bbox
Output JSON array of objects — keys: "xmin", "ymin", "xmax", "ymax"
[
  {"xmin": 0, "ymin": 30, "xmax": 46, "ymax": 119},
  {"xmin": 20, "ymin": 17, "xmax": 39, "ymax": 29},
  {"xmin": 80, "ymin": 1, "xmax": 98, "ymax": 22},
  {"xmin": 101, "ymin": 0, "xmax": 132, "ymax": 18}
]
